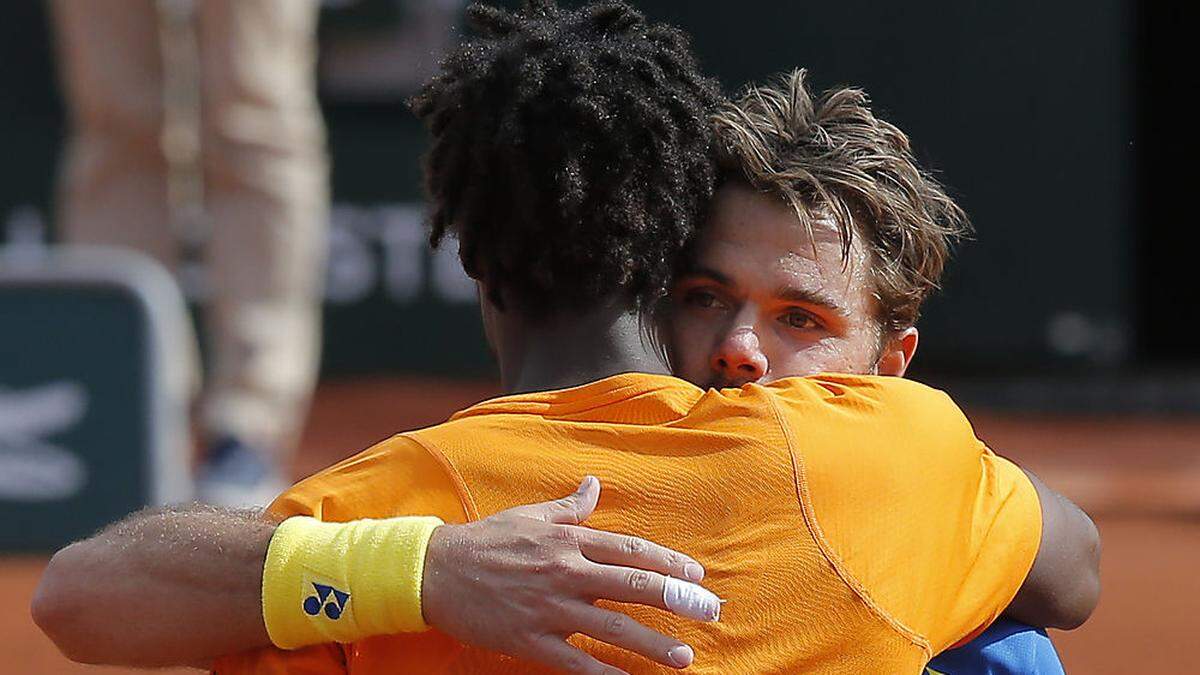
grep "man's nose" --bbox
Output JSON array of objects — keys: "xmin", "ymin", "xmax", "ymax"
[{"xmin": 711, "ymin": 328, "xmax": 768, "ymax": 385}]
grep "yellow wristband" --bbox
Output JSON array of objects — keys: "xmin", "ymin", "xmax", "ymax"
[{"xmin": 262, "ymin": 515, "xmax": 444, "ymax": 649}]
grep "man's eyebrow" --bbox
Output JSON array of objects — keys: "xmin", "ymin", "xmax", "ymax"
[
  {"xmin": 679, "ymin": 266, "xmax": 734, "ymax": 286},
  {"xmin": 773, "ymin": 286, "xmax": 850, "ymax": 316},
  {"xmin": 682, "ymin": 265, "xmax": 850, "ymax": 317}
]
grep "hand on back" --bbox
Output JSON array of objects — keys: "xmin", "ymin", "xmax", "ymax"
[{"xmin": 421, "ymin": 476, "xmax": 719, "ymax": 674}]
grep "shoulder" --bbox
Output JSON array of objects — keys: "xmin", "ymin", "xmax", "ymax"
[
  {"xmin": 269, "ymin": 433, "xmax": 468, "ymax": 523},
  {"xmin": 766, "ymin": 374, "xmax": 960, "ymax": 418},
  {"xmin": 780, "ymin": 377, "xmax": 1040, "ymax": 650},
  {"xmin": 764, "ymin": 375, "xmax": 974, "ymax": 465}
]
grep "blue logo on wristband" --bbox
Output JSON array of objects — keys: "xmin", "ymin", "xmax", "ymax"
[{"xmin": 303, "ymin": 583, "xmax": 351, "ymax": 620}]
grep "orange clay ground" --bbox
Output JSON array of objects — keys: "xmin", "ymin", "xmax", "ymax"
[{"xmin": 6, "ymin": 377, "xmax": 1198, "ymax": 674}]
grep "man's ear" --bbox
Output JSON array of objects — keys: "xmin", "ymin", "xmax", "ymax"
[{"xmin": 875, "ymin": 327, "xmax": 919, "ymax": 377}]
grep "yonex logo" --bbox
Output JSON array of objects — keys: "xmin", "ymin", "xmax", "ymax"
[{"xmin": 303, "ymin": 583, "xmax": 350, "ymax": 620}]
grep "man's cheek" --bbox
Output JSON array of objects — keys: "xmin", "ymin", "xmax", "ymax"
[
  {"xmin": 677, "ymin": 345, "xmax": 711, "ymax": 383},
  {"xmin": 776, "ymin": 342, "xmax": 859, "ymax": 378},
  {"xmin": 667, "ymin": 323, "xmax": 713, "ymax": 382},
  {"xmin": 776, "ymin": 357, "xmax": 824, "ymax": 379}
]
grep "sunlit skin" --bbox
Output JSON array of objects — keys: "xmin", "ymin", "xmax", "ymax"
[{"xmin": 669, "ymin": 182, "xmax": 918, "ymax": 388}]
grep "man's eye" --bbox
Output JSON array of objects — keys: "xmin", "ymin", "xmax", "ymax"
[
  {"xmin": 781, "ymin": 311, "xmax": 819, "ymax": 330},
  {"xmin": 686, "ymin": 290, "xmax": 720, "ymax": 309}
]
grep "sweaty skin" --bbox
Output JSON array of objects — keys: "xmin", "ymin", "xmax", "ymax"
[
  {"xmin": 668, "ymin": 182, "xmax": 1100, "ymax": 632},
  {"xmin": 671, "ymin": 182, "xmax": 903, "ymax": 387}
]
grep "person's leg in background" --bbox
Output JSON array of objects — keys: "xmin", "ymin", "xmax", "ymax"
[
  {"xmin": 194, "ymin": 0, "xmax": 329, "ymax": 506},
  {"xmin": 50, "ymin": 0, "xmax": 177, "ymax": 268}
]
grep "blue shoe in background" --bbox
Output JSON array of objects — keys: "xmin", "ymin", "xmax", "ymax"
[{"xmin": 195, "ymin": 436, "xmax": 287, "ymax": 508}]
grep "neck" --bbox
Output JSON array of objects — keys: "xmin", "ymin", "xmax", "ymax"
[{"xmin": 497, "ymin": 301, "xmax": 669, "ymax": 394}]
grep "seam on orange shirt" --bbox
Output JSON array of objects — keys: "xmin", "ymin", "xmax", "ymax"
[
  {"xmin": 454, "ymin": 374, "xmax": 689, "ymax": 420},
  {"xmin": 943, "ymin": 460, "xmax": 1043, "ymax": 652},
  {"xmin": 765, "ymin": 393, "xmax": 933, "ymax": 660},
  {"xmin": 403, "ymin": 432, "xmax": 481, "ymax": 522}
]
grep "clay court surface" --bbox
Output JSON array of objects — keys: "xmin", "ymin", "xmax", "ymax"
[{"xmin": 5, "ymin": 377, "xmax": 1198, "ymax": 674}]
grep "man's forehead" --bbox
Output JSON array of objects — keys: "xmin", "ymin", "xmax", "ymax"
[
  {"xmin": 684, "ymin": 185, "xmax": 874, "ymax": 312},
  {"xmin": 695, "ymin": 213, "xmax": 864, "ymax": 279},
  {"xmin": 710, "ymin": 182, "xmax": 850, "ymax": 242}
]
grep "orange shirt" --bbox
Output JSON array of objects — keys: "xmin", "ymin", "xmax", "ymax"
[{"xmin": 214, "ymin": 373, "xmax": 1040, "ymax": 674}]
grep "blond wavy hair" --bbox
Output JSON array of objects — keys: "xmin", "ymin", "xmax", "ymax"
[{"xmin": 713, "ymin": 69, "xmax": 970, "ymax": 332}]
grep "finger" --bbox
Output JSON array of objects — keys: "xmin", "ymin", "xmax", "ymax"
[
  {"xmin": 527, "ymin": 634, "xmax": 629, "ymax": 675},
  {"xmin": 561, "ymin": 602, "xmax": 695, "ymax": 670},
  {"xmin": 510, "ymin": 476, "xmax": 601, "ymax": 525},
  {"xmin": 572, "ymin": 527, "xmax": 705, "ymax": 582},
  {"xmin": 580, "ymin": 565, "xmax": 721, "ymax": 622}
]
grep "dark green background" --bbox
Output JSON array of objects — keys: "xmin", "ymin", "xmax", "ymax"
[
  {"xmin": 0, "ymin": 1, "xmax": 1140, "ymax": 379},
  {"xmin": 0, "ymin": 287, "xmax": 149, "ymax": 550}
]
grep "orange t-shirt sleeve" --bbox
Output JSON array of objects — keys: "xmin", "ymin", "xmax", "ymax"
[
  {"xmin": 794, "ymin": 377, "xmax": 1042, "ymax": 655},
  {"xmin": 942, "ymin": 444, "xmax": 1042, "ymax": 650},
  {"xmin": 211, "ymin": 644, "xmax": 346, "ymax": 675},
  {"xmin": 211, "ymin": 434, "xmax": 470, "ymax": 674}
]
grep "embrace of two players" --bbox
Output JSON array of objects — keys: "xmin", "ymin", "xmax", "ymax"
[{"xmin": 32, "ymin": 2, "xmax": 1099, "ymax": 674}]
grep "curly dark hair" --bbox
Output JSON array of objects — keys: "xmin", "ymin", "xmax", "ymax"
[{"xmin": 410, "ymin": 0, "xmax": 721, "ymax": 318}]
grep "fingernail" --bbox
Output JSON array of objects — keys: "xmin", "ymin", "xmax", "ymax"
[
  {"xmin": 683, "ymin": 562, "xmax": 704, "ymax": 581},
  {"xmin": 578, "ymin": 476, "xmax": 594, "ymax": 492},
  {"xmin": 668, "ymin": 645, "xmax": 694, "ymax": 667}
]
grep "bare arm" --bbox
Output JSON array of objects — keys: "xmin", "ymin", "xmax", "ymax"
[
  {"xmin": 1006, "ymin": 469, "xmax": 1101, "ymax": 630},
  {"xmin": 31, "ymin": 504, "xmax": 276, "ymax": 668},
  {"xmin": 33, "ymin": 478, "xmax": 711, "ymax": 673}
]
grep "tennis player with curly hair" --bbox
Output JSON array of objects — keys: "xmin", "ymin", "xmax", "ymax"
[{"xmin": 34, "ymin": 2, "xmax": 1098, "ymax": 673}]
